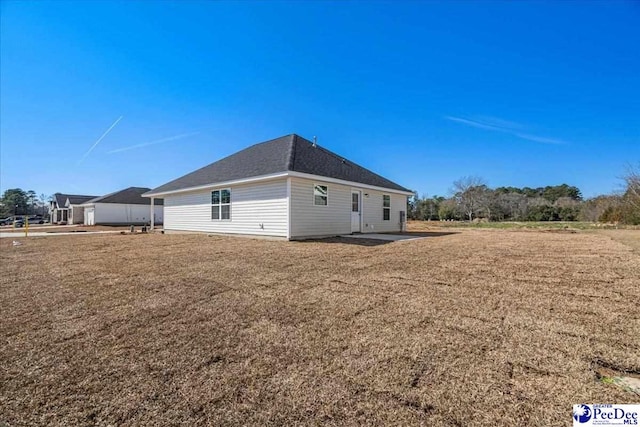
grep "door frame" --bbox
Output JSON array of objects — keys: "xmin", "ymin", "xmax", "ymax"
[{"xmin": 351, "ymin": 189, "xmax": 362, "ymax": 233}]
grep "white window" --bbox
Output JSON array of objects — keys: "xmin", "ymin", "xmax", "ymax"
[
  {"xmin": 383, "ymin": 195, "xmax": 390, "ymax": 220},
  {"xmin": 212, "ymin": 189, "xmax": 231, "ymax": 220},
  {"xmin": 352, "ymin": 193, "xmax": 359, "ymax": 212},
  {"xmin": 314, "ymin": 184, "xmax": 328, "ymax": 206}
]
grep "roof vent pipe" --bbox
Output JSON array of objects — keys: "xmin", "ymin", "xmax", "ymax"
[{"xmin": 313, "ymin": 136, "xmax": 317, "ymax": 147}]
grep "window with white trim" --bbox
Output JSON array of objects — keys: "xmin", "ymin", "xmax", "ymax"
[
  {"xmin": 212, "ymin": 189, "xmax": 231, "ymax": 220},
  {"xmin": 314, "ymin": 184, "xmax": 328, "ymax": 206},
  {"xmin": 383, "ymin": 195, "xmax": 390, "ymax": 220}
]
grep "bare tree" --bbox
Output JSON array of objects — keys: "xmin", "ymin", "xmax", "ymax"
[
  {"xmin": 623, "ymin": 162, "xmax": 640, "ymax": 209},
  {"xmin": 579, "ymin": 195, "xmax": 622, "ymax": 222},
  {"xmin": 452, "ymin": 176, "xmax": 487, "ymax": 221},
  {"xmin": 479, "ymin": 186, "xmax": 497, "ymax": 221},
  {"xmin": 496, "ymin": 192, "xmax": 528, "ymax": 221},
  {"xmin": 621, "ymin": 163, "xmax": 640, "ymax": 224},
  {"xmin": 39, "ymin": 194, "xmax": 51, "ymax": 218}
]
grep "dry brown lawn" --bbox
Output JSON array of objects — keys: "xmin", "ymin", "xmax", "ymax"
[
  {"xmin": 1, "ymin": 227, "xmax": 639, "ymax": 426},
  {"xmin": 1, "ymin": 225, "xmax": 143, "ymax": 234}
]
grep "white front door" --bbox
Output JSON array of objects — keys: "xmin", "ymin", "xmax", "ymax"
[{"xmin": 351, "ymin": 190, "xmax": 361, "ymax": 233}]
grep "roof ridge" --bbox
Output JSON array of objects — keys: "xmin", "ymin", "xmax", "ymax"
[
  {"xmin": 294, "ymin": 135, "xmax": 355, "ymax": 165},
  {"xmin": 84, "ymin": 186, "xmax": 157, "ymax": 205},
  {"xmin": 247, "ymin": 133, "xmax": 297, "ymax": 150},
  {"xmin": 88, "ymin": 187, "xmax": 132, "ymax": 203}
]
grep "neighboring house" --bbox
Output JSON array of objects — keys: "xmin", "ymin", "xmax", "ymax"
[
  {"xmin": 65, "ymin": 195, "xmax": 99, "ymax": 225},
  {"xmin": 50, "ymin": 193, "xmax": 97, "ymax": 224},
  {"xmin": 81, "ymin": 187, "xmax": 164, "ymax": 225},
  {"xmin": 143, "ymin": 134, "xmax": 413, "ymax": 239}
]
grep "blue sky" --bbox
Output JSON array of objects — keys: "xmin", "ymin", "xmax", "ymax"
[{"xmin": 1, "ymin": 1, "xmax": 639, "ymax": 199}]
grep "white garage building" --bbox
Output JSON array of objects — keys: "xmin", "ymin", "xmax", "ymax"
[{"xmin": 82, "ymin": 187, "xmax": 163, "ymax": 226}]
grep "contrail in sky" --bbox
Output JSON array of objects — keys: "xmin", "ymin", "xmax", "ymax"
[
  {"xmin": 445, "ymin": 115, "xmax": 567, "ymax": 145},
  {"xmin": 78, "ymin": 116, "xmax": 123, "ymax": 164},
  {"xmin": 107, "ymin": 132, "xmax": 200, "ymax": 153}
]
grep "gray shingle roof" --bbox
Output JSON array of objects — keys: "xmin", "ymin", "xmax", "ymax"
[
  {"xmin": 53, "ymin": 193, "xmax": 97, "ymax": 208},
  {"xmin": 85, "ymin": 187, "xmax": 164, "ymax": 205},
  {"xmin": 148, "ymin": 134, "xmax": 411, "ymax": 194},
  {"xmin": 66, "ymin": 195, "xmax": 98, "ymax": 205}
]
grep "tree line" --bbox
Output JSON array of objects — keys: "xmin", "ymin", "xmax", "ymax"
[
  {"xmin": 0, "ymin": 189, "xmax": 50, "ymax": 218},
  {"xmin": 2, "ymin": 164, "xmax": 638, "ymax": 224},
  {"xmin": 409, "ymin": 164, "xmax": 640, "ymax": 225}
]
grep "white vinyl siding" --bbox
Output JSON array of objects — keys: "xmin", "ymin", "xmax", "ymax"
[
  {"xmin": 289, "ymin": 177, "xmax": 407, "ymax": 238},
  {"xmin": 164, "ymin": 179, "xmax": 288, "ymax": 237},
  {"xmin": 85, "ymin": 203, "xmax": 163, "ymax": 225},
  {"xmin": 158, "ymin": 174, "xmax": 407, "ymax": 239},
  {"xmin": 289, "ymin": 177, "xmax": 351, "ymax": 238},
  {"xmin": 362, "ymin": 191, "xmax": 406, "ymax": 233}
]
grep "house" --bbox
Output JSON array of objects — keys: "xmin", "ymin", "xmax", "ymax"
[
  {"xmin": 50, "ymin": 193, "xmax": 97, "ymax": 224},
  {"xmin": 143, "ymin": 134, "xmax": 413, "ymax": 239},
  {"xmin": 81, "ymin": 187, "xmax": 163, "ymax": 225}
]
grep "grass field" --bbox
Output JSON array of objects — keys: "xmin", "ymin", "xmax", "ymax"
[
  {"xmin": 1, "ymin": 227, "xmax": 639, "ymax": 426},
  {"xmin": 409, "ymin": 219, "xmax": 640, "ymax": 231}
]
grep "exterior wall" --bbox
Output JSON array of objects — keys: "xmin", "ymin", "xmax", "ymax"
[
  {"xmin": 289, "ymin": 177, "xmax": 351, "ymax": 238},
  {"xmin": 69, "ymin": 206, "xmax": 84, "ymax": 225},
  {"xmin": 289, "ymin": 177, "xmax": 408, "ymax": 238},
  {"xmin": 361, "ymin": 190, "xmax": 407, "ymax": 233},
  {"xmin": 85, "ymin": 203, "xmax": 163, "ymax": 225},
  {"xmin": 163, "ymin": 179, "xmax": 288, "ymax": 237}
]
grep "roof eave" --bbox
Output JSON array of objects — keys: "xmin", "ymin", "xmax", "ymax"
[
  {"xmin": 288, "ymin": 171, "xmax": 414, "ymax": 195},
  {"xmin": 143, "ymin": 171, "xmax": 413, "ymax": 198},
  {"xmin": 143, "ymin": 171, "xmax": 291, "ymax": 197}
]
